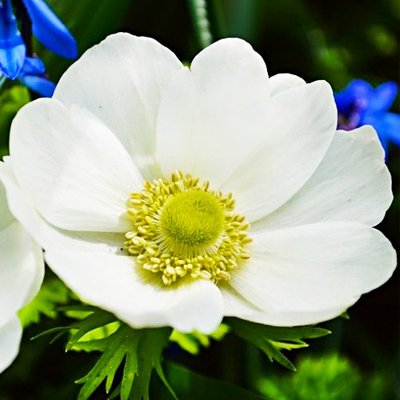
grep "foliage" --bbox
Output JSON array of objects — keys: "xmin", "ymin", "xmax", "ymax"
[
  {"xmin": 34, "ymin": 307, "xmax": 175, "ymax": 400},
  {"xmin": 161, "ymin": 361, "xmax": 265, "ymax": 400},
  {"xmin": 258, "ymin": 353, "xmax": 389, "ymax": 400},
  {"xmin": 170, "ymin": 324, "xmax": 230, "ymax": 355},
  {"xmin": 18, "ymin": 278, "xmax": 70, "ymax": 328},
  {"xmin": 228, "ymin": 318, "xmax": 331, "ymax": 371}
]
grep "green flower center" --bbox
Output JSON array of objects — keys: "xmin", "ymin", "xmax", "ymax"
[
  {"xmin": 124, "ymin": 171, "xmax": 251, "ymax": 286},
  {"xmin": 160, "ymin": 191, "xmax": 224, "ymax": 257}
]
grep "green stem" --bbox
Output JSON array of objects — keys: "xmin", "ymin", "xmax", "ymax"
[{"xmin": 188, "ymin": 0, "xmax": 213, "ymax": 49}]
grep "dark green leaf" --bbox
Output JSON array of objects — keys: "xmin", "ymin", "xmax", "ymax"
[
  {"xmin": 74, "ymin": 322, "xmax": 173, "ymax": 400},
  {"xmin": 228, "ymin": 318, "xmax": 330, "ymax": 371},
  {"xmin": 164, "ymin": 361, "xmax": 265, "ymax": 400}
]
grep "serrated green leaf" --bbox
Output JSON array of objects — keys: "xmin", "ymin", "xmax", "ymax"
[
  {"xmin": 18, "ymin": 278, "xmax": 70, "ymax": 328},
  {"xmin": 121, "ymin": 350, "xmax": 137, "ymax": 400},
  {"xmin": 71, "ymin": 322, "xmax": 120, "ymax": 352},
  {"xmin": 76, "ymin": 326, "xmax": 130, "ymax": 399},
  {"xmin": 228, "ymin": 318, "xmax": 331, "ymax": 371},
  {"xmin": 67, "ymin": 311, "xmax": 117, "ymax": 351},
  {"xmin": 129, "ymin": 328, "xmax": 173, "ymax": 400},
  {"xmin": 30, "ymin": 326, "xmax": 71, "ymax": 342},
  {"xmin": 32, "ymin": 306, "xmax": 176, "ymax": 399},
  {"xmin": 261, "ymin": 340, "xmax": 296, "ymax": 371},
  {"xmin": 72, "ymin": 320, "xmax": 174, "ymax": 400}
]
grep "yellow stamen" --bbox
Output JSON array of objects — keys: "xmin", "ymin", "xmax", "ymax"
[{"xmin": 124, "ymin": 171, "xmax": 251, "ymax": 285}]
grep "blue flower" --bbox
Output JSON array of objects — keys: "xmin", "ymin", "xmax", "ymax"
[
  {"xmin": 17, "ymin": 56, "xmax": 55, "ymax": 96},
  {"xmin": 0, "ymin": 0, "xmax": 77, "ymax": 95},
  {"xmin": 335, "ymin": 79, "xmax": 400, "ymax": 156}
]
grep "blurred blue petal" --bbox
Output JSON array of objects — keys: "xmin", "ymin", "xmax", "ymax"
[
  {"xmin": 23, "ymin": 0, "xmax": 78, "ymax": 59},
  {"xmin": 368, "ymin": 81, "xmax": 398, "ymax": 113},
  {"xmin": 335, "ymin": 79, "xmax": 371, "ymax": 118},
  {"xmin": 18, "ymin": 74, "xmax": 55, "ymax": 97},
  {"xmin": 22, "ymin": 56, "xmax": 46, "ymax": 75},
  {"xmin": 0, "ymin": 0, "xmax": 26, "ymax": 79},
  {"xmin": 17, "ymin": 55, "xmax": 55, "ymax": 97},
  {"xmin": 336, "ymin": 79, "xmax": 400, "ymax": 159},
  {"xmin": 371, "ymin": 112, "xmax": 400, "ymax": 146},
  {"xmin": 334, "ymin": 91, "xmax": 352, "ymax": 115}
]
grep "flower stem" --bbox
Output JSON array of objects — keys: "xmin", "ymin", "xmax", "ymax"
[
  {"xmin": 188, "ymin": 0, "xmax": 213, "ymax": 49},
  {"xmin": 14, "ymin": 0, "xmax": 33, "ymax": 56}
]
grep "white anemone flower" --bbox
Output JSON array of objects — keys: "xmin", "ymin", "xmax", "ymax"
[
  {"xmin": 0, "ymin": 165, "xmax": 44, "ymax": 372},
  {"xmin": 5, "ymin": 34, "xmax": 396, "ymax": 334}
]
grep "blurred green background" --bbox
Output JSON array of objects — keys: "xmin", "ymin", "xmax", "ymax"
[{"xmin": 0, "ymin": 0, "xmax": 399, "ymax": 399}]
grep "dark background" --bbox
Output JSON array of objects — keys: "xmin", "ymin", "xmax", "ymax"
[{"xmin": 0, "ymin": 0, "xmax": 398, "ymax": 399}]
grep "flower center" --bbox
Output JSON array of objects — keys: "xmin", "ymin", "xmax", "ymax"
[
  {"xmin": 160, "ymin": 191, "xmax": 224, "ymax": 257},
  {"xmin": 124, "ymin": 171, "xmax": 251, "ymax": 286}
]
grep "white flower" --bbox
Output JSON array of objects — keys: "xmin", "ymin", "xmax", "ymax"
[
  {"xmin": 5, "ymin": 34, "xmax": 396, "ymax": 334},
  {"xmin": 0, "ymin": 163, "xmax": 44, "ymax": 372}
]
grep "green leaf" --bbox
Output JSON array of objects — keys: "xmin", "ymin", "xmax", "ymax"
[
  {"xmin": 32, "ymin": 306, "xmax": 176, "ymax": 399},
  {"xmin": 18, "ymin": 278, "xmax": 70, "ymax": 328},
  {"xmin": 228, "ymin": 318, "xmax": 330, "ymax": 371},
  {"xmin": 163, "ymin": 361, "xmax": 265, "ymax": 400},
  {"xmin": 76, "ymin": 325, "xmax": 174, "ymax": 400},
  {"xmin": 66, "ymin": 310, "xmax": 117, "ymax": 351},
  {"xmin": 170, "ymin": 323, "xmax": 230, "ymax": 355}
]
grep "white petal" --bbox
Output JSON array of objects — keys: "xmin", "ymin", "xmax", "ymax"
[
  {"xmin": 228, "ymin": 222, "xmax": 396, "ymax": 324},
  {"xmin": 0, "ymin": 222, "xmax": 44, "ymax": 326},
  {"xmin": 269, "ymin": 73, "xmax": 305, "ymax": 96},
  {"xmin": 0, "ymin": 160, "xmax": 125, "ymax": 255},
  {"xmin": 156, "ymin": 38, "xmax": 271, "ymax": 186},
  {"xmin": 10, "ymin": 99, "xmax": 143, "ymax": 232},
  {"xmin": 0, "ymin": 317, "xmax": 22, "ymax": 373},
  {"xmin": 45, "ymin": 251, "xmax": 224, "ymax": 334},
  {"xmin": 253, "ymin": 126, "xmax": 393, "ymax": 230},
  {"xmin": 0, "ymin": 178, "xmax": 14, "ymax": 231},
  {"xmin": 221, "ymin": 284, "xmax": 359, "ymax": 326},
  {"xmin": 221, "ymin": 80, "xmax": 337, "ymax": 221},
  {"xmin": 55, "ymin": 33, "xmax": 183, "ymax": 179}
]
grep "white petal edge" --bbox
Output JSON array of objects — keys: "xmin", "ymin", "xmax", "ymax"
[
  {"xmin": 55, "ymin": 33, "xmax": 183, "ymax": 179},
  {"xmin": 252, "ymin": 126, "xmax": 393, "ymax": 230},
  {"xmin": 221, "ymin": 284, "xmax": 360, "ymax": 326},
  {"xmin": 229, "ymin": 222, "xmax": 396, "ymax": 318},
  {"xmin": 156, "ymin": 38, "xmax": 272, "ymax": 187},
  {"xmin": 10, "ymin": 98, "xmax": 144, "ymax": 232},
  {"xmin": 0, "ymin": 317, "xmax": 22, "ymax": 373},
  {"xmin": 269, "ymin": 73, "xmax": 306, "ymax": 96},
  {"xmin": 0, "ymin": 222, "xmax": 44, "ymax": 327},
  {"xmin": 220, "ymin": 80, "xmax": 337, "ymax": 221},
  {"xmin": 0, "ymin": 160, "xmax": 126, "ymax": 255},
  {"xmin": 45, "ymin": 251, "xmax": 224, "ymax": 334}
]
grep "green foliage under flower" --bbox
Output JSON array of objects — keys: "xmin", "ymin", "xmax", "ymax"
[
  {"xmin": 228, "ymin": 318, "xmax": 331, "ymax": 371},
  {"xmin": 18, "ymin": 279, "xmax": 70, "ymax": 327},
  {"xmin": 35, "ymin": 307, "xmax": 176, "ymax": 400}
]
